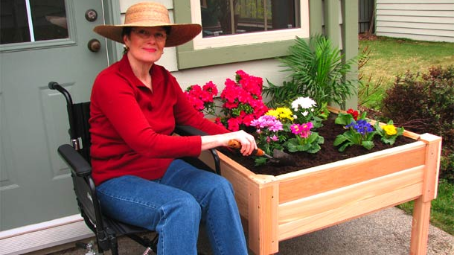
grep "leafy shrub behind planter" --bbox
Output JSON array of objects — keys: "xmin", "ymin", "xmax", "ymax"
[
  {"xmin": 264, "ymin": 35, "xmax": 357, "ymax": 109},
  {"xmin": 382, "ymin": 65, "xmax": 454, "ymax": 181}
]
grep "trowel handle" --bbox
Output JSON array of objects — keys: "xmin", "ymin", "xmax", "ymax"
[{"xmin": 227, "ymin": 139, "xmax": 267, "ymax": 157}]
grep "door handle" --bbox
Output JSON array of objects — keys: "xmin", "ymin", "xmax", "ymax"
[{"xmin": 87, "ymin": 39, "xmax": 101, "ymax": 52}]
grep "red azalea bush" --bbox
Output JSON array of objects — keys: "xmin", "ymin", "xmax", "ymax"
[
  {"xmin": 184, "ymin": 81, "xmax": 218, "ymax": 117},
  {"xmin": 215, "ymin": 70, "xmax": 269, "ymax": 131}
]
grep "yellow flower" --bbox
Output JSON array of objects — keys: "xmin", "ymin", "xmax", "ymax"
[
  {"xmin": 276, "ymin": 107, "xmax": 294, "ymax": 122},
  {"xmin": 265, "ymin": 109, "xmax": 279, "ymax": 118},
  {"xmin": 383, "ymin": 124, "xmax": 397, "ymax": 136}
]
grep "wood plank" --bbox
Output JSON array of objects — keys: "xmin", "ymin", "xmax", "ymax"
[
  {"xmin": 277, "ymin": 142, "xmax": 426, "ymax": 203},
  {"xmin": 377, "ymin": 27, "xmax": 454, "ymax": 37},
  {"xmin": 378, "ymin": 4, "xmax": 454, "ymax": 11},
  {"xmin": 278, "ymin": 166, "xmax": 424, "ymax": 225},
  {"xmin": 247, "ymin": 180, "xmax": 279, "ymax": 255},
  {"xmin": 375, "ymin": 32, "xmax": 454, "ymax": 43},
  {"xmin": 377, "ymin": 21, "xmax": 454, "ymax": 31},
  {"xmin": 410, "ymin": 198, "xmax": 432, "ymax": 255},
  {"xmin": 278, "ymin": 183, "xmax": 422, "ymax": 241},
  {"xmin": 217, "ymin": 154, "xmax": 254, "ymax": 219},
  {"xmin": 419, "ymin": 134, "xmax": 442, "ymax": 202},
  {"xmin": 377, "ymin": 15, "xmax": 454, "ymax": 23},
  {"xmin": 377, "ymin": 9, "xmax": 454, "ymax": 17}
]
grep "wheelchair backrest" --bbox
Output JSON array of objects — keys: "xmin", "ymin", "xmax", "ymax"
[{"xmin": 72, "ymin": 102, "xmax": 91, "ymax": 162}]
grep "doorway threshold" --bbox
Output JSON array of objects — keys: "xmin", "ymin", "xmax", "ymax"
[{"xmin": 0, "ymin": 215, "xmax": 93, "ymax": 255}]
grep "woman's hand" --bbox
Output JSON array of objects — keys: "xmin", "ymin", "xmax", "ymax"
[
  {"xmin": 201, "ymin": 130, "xmax": 257, "ymax": 156},
  {"xmin": 224, "ymin": 130, "xmax": 257, "ymax": 156}
]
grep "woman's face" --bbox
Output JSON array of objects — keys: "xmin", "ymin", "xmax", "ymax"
[{"xmin": 123, "ymin": 27, "xmax": 167, "ymax": 64}]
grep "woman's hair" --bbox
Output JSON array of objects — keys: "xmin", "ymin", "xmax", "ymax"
[
  {"xmin": 122, "ymin": 27, "xmax": 133, "ymax": 38},
  {"xmin": 121, "ymin": 26, "xmax": 172, "ymax": 39}
]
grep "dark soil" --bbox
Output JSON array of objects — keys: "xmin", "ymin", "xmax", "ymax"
[{"xmin": 219, "ymin": 115, "xmax": 416, "ymax": 176}]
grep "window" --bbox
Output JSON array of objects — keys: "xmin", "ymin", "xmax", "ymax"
[
  {"xmin": 191, "ymin": 0, "xmax": 309, "ymax": 49},
  {"xmin": 1, "ymin": 0, "xmax": 68, "ymax": 45}
]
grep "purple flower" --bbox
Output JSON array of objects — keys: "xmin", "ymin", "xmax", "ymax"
[
  {"xmin": 250, "ymin": 115, "xmax": 283, "ymax": 132},
  {"xmin": 347, "ymin": 120, "xmax": 374, "ymax": 135}
]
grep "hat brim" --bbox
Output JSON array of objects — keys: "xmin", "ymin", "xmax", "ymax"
[{"xmin": 94, "ymin": 23, "xmax": 202, "ymax": 47}]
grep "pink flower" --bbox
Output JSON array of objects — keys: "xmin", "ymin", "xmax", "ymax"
[{"xmin": 290, "ymin": 122, "xmax": 313, "ymax": 138}]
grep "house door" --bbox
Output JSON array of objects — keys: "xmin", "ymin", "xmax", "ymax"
[{"xmin": 0, "ymin": 0, "xmax": 109, "ymax": 230}]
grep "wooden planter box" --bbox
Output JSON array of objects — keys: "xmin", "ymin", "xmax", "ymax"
[{"xmin": 199, "ymin": 110, "xmax": 442, "ymax": 255}]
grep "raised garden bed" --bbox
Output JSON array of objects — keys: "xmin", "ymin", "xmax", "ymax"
[{"xmin": 199, "ymin": 107, "xmax": 442, "ymax": 255}]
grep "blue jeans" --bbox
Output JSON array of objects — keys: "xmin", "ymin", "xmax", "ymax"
[{"xmin": 96, "ymin": 159, "xmax": 248, "ymax": 255}]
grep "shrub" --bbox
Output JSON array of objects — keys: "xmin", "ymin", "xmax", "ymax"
[
  {"xmin": 269, "ymin": 35, "xmax": 357, "ymax": 108},
  {"xmin": 382, "ymin": 65, "xmax": 454, "ymax": 181}
]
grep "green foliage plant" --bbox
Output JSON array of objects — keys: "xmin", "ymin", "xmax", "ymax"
[
  {"xmin": 334, "ymin": 110, "xmax": 376, "ymax": 152},
  {"xmin": 284, "ymin": 122, "xmax": 324, "ymax": 154},
  {"xmin": 273, "ymin": 35, "xmax": 357, "ymax": 108},
  {"xmin": 263, "ymin": 79, "xmax": 301, "ymax": 109}
]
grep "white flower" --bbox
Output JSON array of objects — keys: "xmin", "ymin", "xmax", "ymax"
[{"xmin": 291, "ymin": 97, "xmax": 317, "ymax": 111}]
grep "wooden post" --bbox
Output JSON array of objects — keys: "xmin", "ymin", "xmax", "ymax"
[
  {"xmin": 248, "ymin": 176, "xmax": 279, "ymax": 255},
  {"xmin": 410, "ymin": 134, "xmax": 442, "ymax": 255}
]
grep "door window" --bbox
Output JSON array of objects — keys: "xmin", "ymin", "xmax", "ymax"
[{"xmin": 1, "ymin": 0, "xmax": 68, "ymax": 45}]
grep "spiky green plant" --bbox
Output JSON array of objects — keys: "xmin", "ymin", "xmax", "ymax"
[{"xmin": 277, "ymin": 35, "xmax": 357, "ymax": 108}]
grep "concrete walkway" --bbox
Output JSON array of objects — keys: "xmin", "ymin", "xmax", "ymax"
[{"xmin": 46, "ymin": 207, "xmax": 453, "ymax": 255}]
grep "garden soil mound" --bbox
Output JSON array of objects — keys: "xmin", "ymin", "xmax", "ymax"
[{"xmin": 219, "ymin": 115, "xmax": 415, "ymax": 176}]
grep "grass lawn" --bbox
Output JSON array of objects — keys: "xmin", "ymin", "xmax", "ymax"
[
  {"xmin": 358, "ymin": 36, "xmax": 454, "ymax": 235},
  {"xmin": 358, "ymin": 36, "xmax": 454, "ymax": 109}
]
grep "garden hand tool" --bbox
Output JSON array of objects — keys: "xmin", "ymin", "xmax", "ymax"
[
  {"xmin": 227, "ymin": 140, "xmax": 296, "ymax": 166},
  {"xmin": 227, "ymin": 139, "xmax": 272, "ymax": 158}
]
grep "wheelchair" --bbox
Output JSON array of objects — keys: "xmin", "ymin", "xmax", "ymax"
[{"xmin": 49, "ymin": 82, "xmax": 221, "ymax": 254}]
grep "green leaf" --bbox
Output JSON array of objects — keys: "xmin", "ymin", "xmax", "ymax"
[
  {"xmin": 362, "ymin": 141, "xmax": 375, "ymax": 150},
  {"xmin": 254, "ymin": 157, "xmax": 268, "ymax": 166},
  {"xmin": 333, "ymin": 134, "xmax": 347, "ymax": 146},
  {"xmin": 307, "ymin": 144, "xmax": 321, "ymax": 153},
  {"xmin": 338, "ymin": 142, "xmax": 351, "ymax": 152}
]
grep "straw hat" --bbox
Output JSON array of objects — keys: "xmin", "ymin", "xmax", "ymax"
[{"xmin": 94, "ymin": 2, "xmax": 202, "ymax": 47}]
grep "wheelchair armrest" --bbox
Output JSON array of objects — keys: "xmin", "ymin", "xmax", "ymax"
[
  {"xmin": 174, "ymin": 125, "xmax": 221, "ymax": 175},
  {"xmin": 58, "ymin": 144, "xmax": 92, "ymax": 177},
  {"xmin": 174, "ymin": 125, "xmax": 210, "ymax": 136}
]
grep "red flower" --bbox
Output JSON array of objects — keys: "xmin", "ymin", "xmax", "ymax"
[
  {"xmin": 185, "ymin": 82, "xmax": 219, "ymax": 116},
  {"xmin": 347, "ymin": 108, "xmax": 359, "ymax": 120},
  {"xmin": 218, "ymin": 70, "xmax": 268, "ymax": 131},
  {"xmin": 227, "ymin": 117, "xmax": 241, "ymax": 131}
]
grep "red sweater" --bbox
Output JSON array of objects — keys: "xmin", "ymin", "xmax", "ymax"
[{"xmin": 90, "ymin": 55, "xmax": 229, "ymax": 185}]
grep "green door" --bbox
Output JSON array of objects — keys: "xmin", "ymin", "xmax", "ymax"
[{"xmin": 0, "ymin": 0, "xmax": 109, "ymax": 230}]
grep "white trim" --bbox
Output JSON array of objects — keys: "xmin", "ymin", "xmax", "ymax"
[
  {"xmin": 190, "ymin": 0, "xmax": 310, "ymax": 50},
  {"xmin": 0, "ymin": 215, "xmax": 93, "ymax": 255},
  {"xmin": 25, "ymin": 0, "xmax": 35, "ymax": 42}
]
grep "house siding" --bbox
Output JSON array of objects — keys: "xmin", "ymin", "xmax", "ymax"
[{"xmin": 376, "ymin": 0, "xmax": 454, "ymax": 42}]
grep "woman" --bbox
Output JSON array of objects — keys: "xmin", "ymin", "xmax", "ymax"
[{"xmin": 91, "ymin": 2, "xmax": 254, "ymax": 254}]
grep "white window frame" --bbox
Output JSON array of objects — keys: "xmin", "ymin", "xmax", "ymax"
[{"xmin": 190, "ymin": 0, "xmax": 310, "ymax": 50}]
